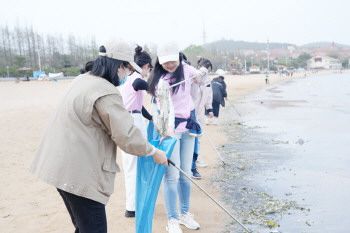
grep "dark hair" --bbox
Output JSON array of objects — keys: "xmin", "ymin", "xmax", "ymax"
[
  {"xmin": 148, "ymin": 54, "xmax": 184, "ymax": 96},
  {"xmin": 90, "ymin": 56, "xmax": 124, "ymax": 86},
  {"xmin": 99, "ymin": 45, "xmax": 106, "ymax": 53},
  {"xmin": 213, "ymin": 76, "xmax": 225, "ymax": 82},
  {"xmin": 134, "ymin": 45, "xmax": 152, "ymax": 68},
  {"xmin": 80, "ymin": 61, "xmax": 94, "ymax": 74},
  {"xmin": 180, "ymin": 52, "xmax": 191, "ymax": 65},
  {"xmin": 197, "ymin": 57, "xmax": 213, "ymax": 71}
]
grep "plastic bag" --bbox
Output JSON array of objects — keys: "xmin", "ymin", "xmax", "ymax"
[{"xmin": 135, "ymin": 121, "xmax": 177, "ymax": 233}]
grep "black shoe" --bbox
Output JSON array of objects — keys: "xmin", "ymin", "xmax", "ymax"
[
  {"xmin": 191, "ymin": 168, "xmax": 202, "ymax": 179},
  {"xmin": 125, "ymin": 210, "xmax": 135, "ymax": 218}
]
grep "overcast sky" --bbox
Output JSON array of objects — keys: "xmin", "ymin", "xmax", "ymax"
[{"xmin": 0, "ymin": 0, "xmax": 348, "ymax": 49}]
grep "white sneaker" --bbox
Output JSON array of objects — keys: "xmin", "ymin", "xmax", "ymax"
[
  {"xmin": 166, "ymin": 218, "xmax": 183, "ymax": 233},
  {"xmin": 196, "ymin": 159, "xmax": 208, "ymax": 168},
  {"xmin": 179, "ymin": 212, "xmax": 200, "ymax": 230}
]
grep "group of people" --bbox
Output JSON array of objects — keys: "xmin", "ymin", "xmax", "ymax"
[{"xmin": 30, "ymin": 41, "xmax": 227, "ymax": 233}]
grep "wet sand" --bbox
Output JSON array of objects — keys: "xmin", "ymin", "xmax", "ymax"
[
  {"xmin": 215, "ymin": 71, "xmax": 350, "ymax": 233},
  {"xmin": 0, "ymin": 71, "xmax": 328, "ymax": 233}
]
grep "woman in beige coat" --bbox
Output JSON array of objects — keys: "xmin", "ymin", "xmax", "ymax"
[{"xmin": 30, "ymin": 44, "xmax": 167, "ymax": 233}]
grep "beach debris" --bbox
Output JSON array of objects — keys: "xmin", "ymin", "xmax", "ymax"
[
  {"xmin": 153, "ymin": 79, "xmax": 175, "ymax": 137},
  {"xmin": 271, "ymin": 139, "xmax": 289, "ymax": 144},
  {"xmin": 169, "ymin": 159, "xmax": 252, "ymax": 233},
  {"xmin": 217, "ymin": 119, "xmax": 305, "ymax": 232},
  {"xmin": 266, "ymin": 220, "xmax": 279, "ymax": 228},
  {"xmin": 296, "ymin": 138, "xmax": 305, "ymax": 145},
  {"xmin": 220, "ymin": 186, "xmax": 301, "ymax": 230},
  {"xmin": 2, "ymin": 214, "xmax": 11, "ymax": 218},
  {"xmin": 305, "ymin": 221, "xmax": 312, "ymax": 226},
  {"xmin": 296, "ymin": 206, "xmax": 311, "ymax": 212}
]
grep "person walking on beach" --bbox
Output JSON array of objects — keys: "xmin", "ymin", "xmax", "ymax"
[
  {"xmin": 30, "ymin": 43, "xmax": 167, "ymax": 233},
  {"xmin": 119, "ymin": 45, "xmax": 154, "ymax": 218},
  {"xmin": 210, "ymin": 76, "xmax": 227, "ymax": 125},
  {"xmin": 190, "ymin": 57, "xmax": 214, "ymax": 179},
  {"xmin": 148, "ymin": 43, "xmax": 209, "ymax": 233},
  {"xmin": 265, "ymin": 75, "xmax": 270, "ymax": 85}
]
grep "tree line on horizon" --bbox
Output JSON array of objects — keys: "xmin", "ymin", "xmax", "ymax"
[
  {"xmin": 0, "ymin": 25, "xmax": 98, "ymax": 77},
  {"xmin": 1, "ymin": 25, "xmax": 349, "ymax": 78}
]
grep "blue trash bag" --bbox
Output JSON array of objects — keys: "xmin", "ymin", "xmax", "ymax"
[{"xmin": 135, "ymin": 121, "xmax": 177, "ymax": 233}]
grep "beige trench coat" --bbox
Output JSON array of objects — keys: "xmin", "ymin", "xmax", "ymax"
[{"xmin": 30, "ymin": 73, "xmax": 154, "ymax": 204}]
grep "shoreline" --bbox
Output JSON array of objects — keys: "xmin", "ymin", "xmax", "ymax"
[{"xmin": 211, "ymin": 70, "xmax": 350, "ymax": 232}]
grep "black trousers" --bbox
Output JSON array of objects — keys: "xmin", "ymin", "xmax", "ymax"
[
  {"xmin": 57, "ymin": 189, "xmax": 107, "ymax": 233},
  {"xmin": 212, "ymin": 101, "xmax": 221, "ymax": 117}
]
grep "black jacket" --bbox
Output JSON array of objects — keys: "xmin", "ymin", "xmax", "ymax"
[{"xmin": 211, "ymin": 78, "xmax": 227, "ymax": 107}]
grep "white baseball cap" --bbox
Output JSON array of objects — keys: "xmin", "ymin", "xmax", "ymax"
[
  {"xmin": 157, "ymin": 43, "xmax": 180, "ymax": 64},
  {"xmin": 104, "ymin": 41, "xmax": 142, "ymax": 74}
]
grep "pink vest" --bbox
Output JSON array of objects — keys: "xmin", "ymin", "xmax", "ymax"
[
  {"xmin": 120, "ymin": 72, "xmax": 144, "ymax": 112},
  {"xmin": 162, "ymin": 63, "xmax": 197, "ymax": 133}
]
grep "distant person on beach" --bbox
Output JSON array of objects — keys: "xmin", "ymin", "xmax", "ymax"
[
  {"xmin": 209, "ymin": 76, "xmax": 227, "ymax": 125},
  {"xmin": 265, "ymin": 75, "xmax": 270, "ymax": 84},
  {"xmin": 30, "ymin": 43, "xmax": 167, "ymax": 233},
  {"xmin": 119, "ymin": 45, "xmax": 153, "ymax": 218}
]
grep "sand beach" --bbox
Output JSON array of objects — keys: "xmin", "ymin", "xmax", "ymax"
[{"xmin": 0, "ymin": 71, "xmax": 327, "ymax": 233}]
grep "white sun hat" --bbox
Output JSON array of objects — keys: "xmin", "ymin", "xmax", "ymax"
[
  {"xmin": 104, "ymin": 40, "xmax": 142, "ymax": 74},
  {"xmin": 157, "ymin": 42, "xmax": 180, "ymax": 64}
]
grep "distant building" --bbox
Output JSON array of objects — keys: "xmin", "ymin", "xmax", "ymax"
[
  {"xmin": 249, "ymin": 65, "xmax": 261, "ymax": 74},
  {"xmin": 307, "ymin": 56, "xmax": 342, "ymax": 70}
]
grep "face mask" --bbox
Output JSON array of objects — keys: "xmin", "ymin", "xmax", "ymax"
[
  {"xmin": 118, "ymin": 68, "xmax": 131, "ymax": 86},
  {"xmin": 119, "ymin": 76, "xmax": 128, "ymax": 85}
]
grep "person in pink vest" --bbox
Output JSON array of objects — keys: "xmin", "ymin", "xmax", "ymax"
[
  {"xmin": 148, "ymin": 43, "xmax": 209, "ymax": 233},
  {"xmin": 119, "ymin": 45, "xmax": 153, "ymax": 218}
]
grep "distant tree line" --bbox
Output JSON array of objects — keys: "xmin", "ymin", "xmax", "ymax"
[
  {"xmin": 183, "ymin": 40, "xmax": 350, "ymax": 72},
  {"xmin": 2, "ymin": 28, "xmax": 348, "ymax": 78},
  {"xmin": 183, "ymin": 45, "xmax": 314, "ymax": 72},
  {"xmin": 0, "ymin": 25, "xmax": 98, "ymax": 77}
]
